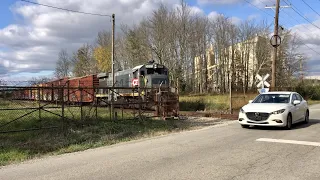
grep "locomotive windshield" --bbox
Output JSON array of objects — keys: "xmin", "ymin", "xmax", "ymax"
[{"xmin": 146, "ymin": 68, "xmax": 168, "ymax": 75}]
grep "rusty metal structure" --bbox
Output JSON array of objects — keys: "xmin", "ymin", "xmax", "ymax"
[{"xmin": 0, "ymin": 84, "xmax": 179, "ymax": 133}]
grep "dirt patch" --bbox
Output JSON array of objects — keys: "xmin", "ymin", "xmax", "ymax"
[{"xmin": 174, "ymin": 116, "xmax": 235, "ymax": 130}]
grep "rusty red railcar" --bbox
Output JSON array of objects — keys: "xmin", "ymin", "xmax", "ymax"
[{"xmin": 66, "ymin": 74, "xmax": 99, "ymax": 103}]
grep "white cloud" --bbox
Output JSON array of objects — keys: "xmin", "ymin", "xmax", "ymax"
[
  {"xmin": 208, "ymin": 11, "xmax": 220, "ymax": 20},
  {"xmin": 230, "ymin": 17, "xmax": 242, "ymax": 25},
  {"xmin": 208, "ymin": 11, "xmax": 242, "ymax": 25},
  {"xmin": 247, "ymin": 14, "xmax": 260, "ymax": 21},
  {"xmin": 173, "ymin": 4, "xmax": 204, "ymax": 16},
  {"xmin": 0, "ymin": 0, "xmax": 180, "ymax": 78},
  {"xmin": 198, "ymin": 0, "xmax": 241, "ymax": 5},
  {"xmin": 290, "ymin": 19, "xmax": 320, "ymax": 76},
  {"xmin": 190, "ymin": 6, "xmax": 205, "ymax": 15},
  {"xmin": 251, "ymin": 0, "xmax": 274, "ymax": 7},
  {"xmin": 198, "ymin": 0, "xmax": 276, "ymax": 7}
]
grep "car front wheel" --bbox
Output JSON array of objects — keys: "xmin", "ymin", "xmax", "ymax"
[
  {"xmin": 241, "ymin": 125, "xmax": 250, "ymax": 128},
  {"xmin": 285, "ymin": 114, "xmax": 292, "ymax": 130},
  {"xmin": 304, "ymin": 110, "xmax": 309, "ymax": 124}
]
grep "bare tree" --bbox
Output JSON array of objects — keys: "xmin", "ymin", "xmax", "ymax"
[
  {"xmin": 55, "ymin": 49, "xmax": 71, "ymax": 78},
  {"xmin": 276, "ymin": 30, "xmax": 307, "ymax": 87},
  {"xmin": 96, "ymin": 31, "xmax": 112, "ymax": 47},
  {"xmin": 72, "ymin": 44, "xmax": 97, "ymax": 77},
  {"xmin": 0, "ymin": 79, "xmax": 6, "ymax": 86}
]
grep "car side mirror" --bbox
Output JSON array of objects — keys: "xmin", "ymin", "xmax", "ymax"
[
  {"xmin": 249, "ymin": 100, "xmax": 253, "ymax": 103},
  {"xmin": 293, "ymin": 100, "xmax": 301, "ymax": 105}
]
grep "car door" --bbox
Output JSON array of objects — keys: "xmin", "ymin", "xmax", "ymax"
[
  {"xmin": 290, "ymin": 94, "xmax": 300, "ymax": 122},
  {"xmin": 293, "ymin": 94, "xmax": 304, "ymax": 121},
  {"xmin": 297, "ymin": 93, "xmax": 307, "ymax": 120}
]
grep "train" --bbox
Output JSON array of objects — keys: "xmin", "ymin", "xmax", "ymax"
[{"xmin": 13, "ymin": 61, "xmax": 170, "ymax": 104}]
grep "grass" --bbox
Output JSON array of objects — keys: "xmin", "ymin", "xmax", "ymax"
[
  {"xmin": 0, "ymin": 116, "xmax": 187, "ymax": 166},
  {"xmin": 0, "ymin": 100, "xmax": 192, "ymax": 166},
  {"xmin": 307, "ymin": 100, "xmax": 320, "ymax": 105},
  {"xmin": 179, "ymin": 93, "xmax": 258, "ymax": 112}
]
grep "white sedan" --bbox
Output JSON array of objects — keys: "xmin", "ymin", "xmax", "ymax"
[{"xmin": 238, "ymin": 91, "xmax": 309, "ymax": 129}]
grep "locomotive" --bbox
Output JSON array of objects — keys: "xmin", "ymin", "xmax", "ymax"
[{"xmin": 96, "ymin": 60, "xmax": 169, "ymax": 100}]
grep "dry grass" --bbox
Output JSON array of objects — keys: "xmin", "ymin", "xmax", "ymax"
[
  {"xmin": 179, "ymin": 93, "xmax": 258, "ymax": 112},
  {"xmin": 0, "ymin": 119, "xmax": 181, "ymax": 166},
  {"xmin": 308, "ymin": 100, "xmax": 320, "ymax": 105}
]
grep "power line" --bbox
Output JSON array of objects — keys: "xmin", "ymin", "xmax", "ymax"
[
  {"xmin": 281, "ymin": 9, "xmax": 313, "ymax": 32},
  {"xmin": 283, "ymin": 0, "xmax": 320, "ymax": 30},
  {"xmin": 277, "ymin": 10, "xmax": 320, "ymax": 56},
  {"xmin": 243, "ymin": 0, "xmax": 274, "ymax": 17},
  {"xmin": 301, "ymin": 0, "xmax": 320, "ymax": 17},
  {"xmin": 20, "ymin": 0, "xmax": 112, "ymax": 17},
  {"xmin": 280, "ymin": 9, "xmax": 318, "ymax": 44},
  {"xmin": 303, "ymin": 43, "xmax": 320, "ymax": 56},
  {"xmin": 243, "ymin": 0, "xmax": 320, "ymax": 57}
]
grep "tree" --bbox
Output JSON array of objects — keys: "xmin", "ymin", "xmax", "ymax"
[
  {"xmin": 96, "ymin": 31, "xmax": 112, "ymax": 47},
  {"xmin": 122, "ymin": 25, "xmax": 151, "ymax": 67},
  {"xmin": 93, "ymin": 45, "xmax": 112, "ymax": 72},
  {"xmin": 30, "ymin": 77, "xmax": 52, "ymax": 85},
  {"xmin": 0, "ymin": 79, "xmax": 6, "ymax": 86},
  {"xmin": 72, "ymin": 44, "xmax": 97, "ymax": 77},
  {"xmin": 93, "ymin": 31, "xmax": 113, "ymax": 72},
  {"xmin": 55, "ymin": 49, "xmax": 71, "ymax": 78}
]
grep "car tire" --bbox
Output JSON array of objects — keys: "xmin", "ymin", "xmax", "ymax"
[
  {"xmin": 304, "ymin": 110, "xmax": 309, "ymax": 124},
  {"xmin": 241, "ymin": 125, "xmax": 250, "ymax": 128},
  {"xmin": 285, "ymin": 114, "xmax": 292, "ymax": 130}
]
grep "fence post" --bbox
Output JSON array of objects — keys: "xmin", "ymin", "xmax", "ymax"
[
  {"xmin": 61, "ymin": 87, "xmax": 65, "ymax": 130},
  {"xmin": 108, "ymin": 88, "xmax": 112, "ymax": 121},
  {"xmin": 133, "ymin": 88, "xmax": 136, "ymax": 119},
  {"xmin": 138, "ymin": 86, "xmax": 142, "ymax": 120},
  {"xmin": 67, "ymin": 81, "xmax": 70, "ymax": 103},
  {"xmin": 80, "ymin": 87, "xmax": 83, "ymax": 122},
  {"xmin": 95, "ymin": 90, "xmax": 98, "ymax": 120},
  {"xmin": 38, "ymin": 86, "xmax": 41, "ymax": 128},
  {"xmin": 121, "ymin": 105, "xmax": 124, "ymax": 121},
  {"xmin": 51, "ymin": 83, "xmax": 54, "ymax": 102},
  {"xmin": 155, "ymin": 87, "xmax": 159, "ymax": 117}
]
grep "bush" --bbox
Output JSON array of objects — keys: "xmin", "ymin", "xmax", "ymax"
[
  {"xmin": 295, "ymin": 84, "xmax": 320, "ymax": 100},
  {"xmin": 179, "ymin": 101, "xmax": 206, "ymax": 111},
  {"xmin": 179, "ymin": 95, "xmax": 229, "ymax": 111}
]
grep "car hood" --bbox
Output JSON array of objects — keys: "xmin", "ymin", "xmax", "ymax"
[{"xmin": 242, "ymin": 103, "xmax": 289, "ymax": 113}]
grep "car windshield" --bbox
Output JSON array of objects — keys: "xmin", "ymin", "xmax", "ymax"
[{"xmin": 252, "ymin": 94, "xmax": 290, "ymax": 103}]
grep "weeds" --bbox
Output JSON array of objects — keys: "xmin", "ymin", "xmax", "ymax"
[
  {"xmin": 0, "ymin": 118, "xmax": 179, "ymax": 166},
  {"xmin": 179, "ymin": 94, "xmax": 257, "ymax": 111}
]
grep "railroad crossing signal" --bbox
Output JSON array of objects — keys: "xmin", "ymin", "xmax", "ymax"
[{"xmin": 256, "ymin": 74, "xmax": 270, "ymax": 93}]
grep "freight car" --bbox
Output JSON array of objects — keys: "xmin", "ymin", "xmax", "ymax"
[{"xmin": 14, "ymin": 75, "xmax": 98, "ymax": 103}]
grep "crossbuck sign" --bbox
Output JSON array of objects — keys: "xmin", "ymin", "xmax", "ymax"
[{"xmin": 256, "ymin": 74, "xmax": 270, "ymax": 93}]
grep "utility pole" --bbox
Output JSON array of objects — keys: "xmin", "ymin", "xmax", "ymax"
[
  {"xmin": 229, "ymin": 71, "xmax": 232, "ymax": 114},
  {"xmin": 265, "ymin": 1, "xmax": 290, "ymax": 91},
  {"xmin": 272, "ymin": 0, "xmax": 280, "ymax": 90},
  {"xmin": 111, "ymin": 13, "xmax": 115, "ymax": 120}
]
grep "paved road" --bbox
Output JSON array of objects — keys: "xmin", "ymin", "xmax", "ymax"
[{"xmin": 1, "ymin": 105, "xmax": 320, "ymax": 180}]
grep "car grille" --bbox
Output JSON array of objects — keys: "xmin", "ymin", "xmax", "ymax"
[
  {"xmin": 246, "ymin": 112, "xmax": 270, "ymax": 121},
  {"xmin": 247, "ymin": 121, "xmax": 269, "ymax": 124}
]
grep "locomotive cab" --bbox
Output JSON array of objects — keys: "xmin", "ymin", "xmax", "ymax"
[{"xmin": 143, "ymin": 62, "xmax": 169, "ymax": 88}]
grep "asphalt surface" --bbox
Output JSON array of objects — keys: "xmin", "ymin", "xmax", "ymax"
[{"xmin": 1, "ymin": 105, "xmax": 320, "ymax": 180}]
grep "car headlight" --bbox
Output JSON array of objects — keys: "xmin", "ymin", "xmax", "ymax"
[
  {"xmin": 272, "ymin": 109, "xmax": 286, "ymax": 114},
  {"xmin": 240, "ymin": 108, "xmax": 245, "ymax": 113}
]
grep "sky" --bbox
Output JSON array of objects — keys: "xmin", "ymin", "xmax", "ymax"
[{"xmin": 1, "ymin": 0, "xmax": 320, "ymax": 81}]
